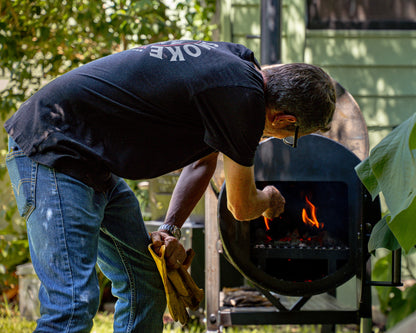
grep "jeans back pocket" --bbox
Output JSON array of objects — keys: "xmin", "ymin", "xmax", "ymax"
[{"xmin": 6, "ymin": 140, "xmax": 37, "ymax": 219}]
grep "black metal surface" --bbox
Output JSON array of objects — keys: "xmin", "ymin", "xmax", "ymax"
[
  {"xmin": 307, "ymin": 0, "xmax": 416, "ymax": 30},
  {"xmin": 218, "ymin": 134, "xmax": 380, "ymax": 296},
  {"xmin": 220, "ymin": 308, "xmax": 360, "ymax": 326}
]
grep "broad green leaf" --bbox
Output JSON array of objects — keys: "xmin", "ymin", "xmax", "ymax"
[
  {"xmin": 356, "ymin": 114, "xmax": 416, "ymax": 253},
  {"xmin": 388, "ymin": 195, "xmax": 416, "ymax": 254},
  {"xmin": 354, "ymin": 158, "xmax": 380, "ymax": 200},
  {"xmin": 368, "ymin": 216, "xmax": 401, "ymax": 253}
]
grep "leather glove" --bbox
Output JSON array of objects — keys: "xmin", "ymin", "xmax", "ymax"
[
  {"xmin": 148, "ymin": 244, "xmax": 204, "ymax": 325},
  {"xmin": 168, "ymin": 248, "xmax": 204, "ymax": 311}
]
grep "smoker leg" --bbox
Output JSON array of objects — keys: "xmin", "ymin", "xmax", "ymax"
[
  {"xmin": 358, "ymin": 257, "xmax": 373, "ymax": 333},
  {"xmin": 205, "ymin": 185, "xmax": 221, "ymax": 332},
  {"xmin": 360, "ymin": 317, "xmax": 372, "ymax": 333}
]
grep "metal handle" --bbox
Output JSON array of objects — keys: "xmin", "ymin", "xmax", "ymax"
[{"xmin": 368, "ymin": 248, "xmax": 403, "ymax": 287}]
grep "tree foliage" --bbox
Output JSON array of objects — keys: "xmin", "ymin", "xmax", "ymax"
[{"xmin": 0, "ymin": 0, "xmax": 216, "ymax": 117}]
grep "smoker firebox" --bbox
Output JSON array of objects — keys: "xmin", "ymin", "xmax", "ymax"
[
  {"xmin": 218, "ymin": 134, "xmax": 381, "ymax": 297},
  {"xmin": 251, "ymin": 180, "xmax": 349, "ymax": 283}
]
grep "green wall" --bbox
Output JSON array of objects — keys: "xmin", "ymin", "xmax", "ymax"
[{"xmin": 220, "ymin": 0, "xmax": 416, "ymax": 149}]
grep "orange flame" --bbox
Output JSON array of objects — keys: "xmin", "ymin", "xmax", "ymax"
[
  {"xmin": 302, "ymin": 196, "xmax": 324, "ymax": 229},
  {"xmin": 263, "ymin": 216, "xmax": 271, "ymax": 230}
]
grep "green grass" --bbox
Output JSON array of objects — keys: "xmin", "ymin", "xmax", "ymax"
[{"xmin": 0, "ymin": 303, "xmax": 368, "ymax": 332}]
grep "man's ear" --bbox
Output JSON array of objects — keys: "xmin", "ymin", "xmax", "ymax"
[{"xmin": 272, "ymin": 114, "xmax": 297, "ymax": 128}]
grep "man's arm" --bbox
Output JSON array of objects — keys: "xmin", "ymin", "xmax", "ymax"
[
  {"xmin": 164, "ymin": 152, "xmax": 219, "ymax": 228},
  {"xmin": 151, "ymin": 152, "xmax": 219, "ymax": 268},
  {"xmin": 223, "ymin": 155, "xmax": 285, "ymax": 221}
]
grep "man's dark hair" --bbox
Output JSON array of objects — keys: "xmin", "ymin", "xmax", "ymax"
[{"xmin": 262, "ymin": 63, "xmax": 336, "ymax": 133}]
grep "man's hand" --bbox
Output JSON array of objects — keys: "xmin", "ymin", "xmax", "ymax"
[
  {"xmin": 150, "ymin": 231, "xmax": 186, "ymax": 269},
  {"xmin": 262, "ymin": 185, "xmax": 285, "ymax": 219}
]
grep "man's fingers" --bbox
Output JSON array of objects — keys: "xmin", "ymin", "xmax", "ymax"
[
  {"xmin": 150, "ymin": 231, "xmax": 162, "ymax": 244},
  {"xmin": 263, "ymin": 185, "xmax": 286, "ymax": 218},
  {"xmin": 150, "ymin": 234, "xmax": 160, "ymax": 255},
  {"xmin": 150, "ymin": 231, "xmax": 187, "ymax": 268},
  {"xmin": 164, "ymin": 237, "xmax": 186, "ymax": 269}
]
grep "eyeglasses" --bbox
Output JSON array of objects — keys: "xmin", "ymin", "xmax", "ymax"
[{"xmin": 282, "ymin": 125, "xmax": 299, "ymax": 148}]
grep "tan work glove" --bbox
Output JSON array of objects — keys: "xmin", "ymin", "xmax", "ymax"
[
  {"xmin": 148, "ymin": 244, "xmax": 204, "ymax": 325},
  {"xmin": 168, "ymin": 248, "xmax": 204, "ymax": 311}
]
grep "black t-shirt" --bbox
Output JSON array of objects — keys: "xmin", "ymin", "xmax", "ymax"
[{"xmin": 5, "ymin": 40, "xmax": 265, "ymax": 191}]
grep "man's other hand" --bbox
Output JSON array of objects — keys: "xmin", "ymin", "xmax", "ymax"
[{"xmin": 150, "ymin": 231, "xmax": 187, "ymax": 269}]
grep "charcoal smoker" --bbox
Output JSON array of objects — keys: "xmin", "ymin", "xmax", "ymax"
[
  {"xmin": 204, "ymin": 83, "xmax": 402, "ymax": 333},
  {"xmin": 220, "ymin": 134, "xmax": 374, "ymax": 296}
]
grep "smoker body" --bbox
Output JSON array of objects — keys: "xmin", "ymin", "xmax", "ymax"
[
  {"xmin": 205, "ymin": 135, "xmax": 381, "ymax": 332},
  {"xmin": 219, "ymin": 135, "xmax": 380, "ymax": 297}
]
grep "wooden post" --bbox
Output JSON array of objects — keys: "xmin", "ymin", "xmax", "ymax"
[{"xmin": 205, "ymin": 184, "xmax": 221, "ymax": 332}]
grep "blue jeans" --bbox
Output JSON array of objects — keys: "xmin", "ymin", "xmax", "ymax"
[{"xmin": 6, "ymin": 137, "xmax": 166, "ymax": 332}]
